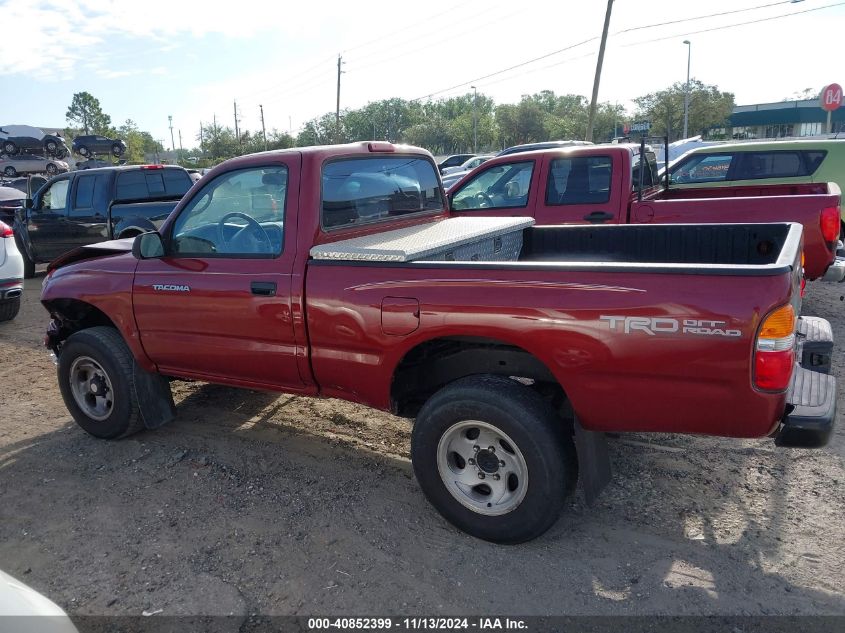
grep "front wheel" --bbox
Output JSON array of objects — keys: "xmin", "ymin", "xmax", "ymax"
[
  {"xmin": 2, "ymin": 141, "xmax": 16, "ymax": 155},
  {"xmin": 57, "ymin": 327, "xmax": 145, "ymax": 439},
  {"xmin": 411, "ymin": 375, "xmax": 577, "ymax": 543},
  {"xmin": 77, "ymin": 146, "xmax": 89, "ymax": 157},
  {"xmin": 46, "ymin": 163, "xmax": 58, "ymax": 175},
  {"xmin": 3, "ymin": 166, "xmax": 16, "ymax": 177},
  {"xmin": 111, "ymin": 144, "xmax": 124, "ymax": 157}
]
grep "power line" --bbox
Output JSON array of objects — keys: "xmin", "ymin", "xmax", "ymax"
[
  {"xmin": 409, "ymin": 0, "xmax": 842, "ymax": 104},
  {"xmin": 411, "ymin": 35, "xmax": 600, "ymax": 102},
  {"xmin": 620, "ymin": 1, "xmax": 845, "ymax": 47},
  {"xmin": 614, "ymin": 0, "xmax": 795, "ymax": 35}
]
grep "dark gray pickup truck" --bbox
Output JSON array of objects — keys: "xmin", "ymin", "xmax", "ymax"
[{"xmin": 14, "ymin": 165, "xmax": 192, "ymax": 277}]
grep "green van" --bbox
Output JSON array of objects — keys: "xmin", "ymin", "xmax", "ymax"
[{"xmin": 667, "ymin": 139, "xmax": 845, "ymax": 230}]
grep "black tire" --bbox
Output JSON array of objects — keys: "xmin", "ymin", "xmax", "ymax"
[
  {"xmin": 411, "ymin": 375, "xmax": 577, "ymax": 544},
  {"xmin": 111, "ymin": 144, "xmax": 123, "ymax": 157},
  {"xmin": 0, "ymin": 297, "xmax": 20, "ymax": 322},
  {"xmin": 46, "ymin": 162, "xmax": 58, "ymax": 175},
  {"xmin": 78, "ymin": 146, "xmax": 89, "ymax": 157},
  {"xmin": 18, "ymin": 241, "xmax": 35, "ymax": 279},
  {"xmin": 2, "ymin": 141, "xmax": 16, "ymax": 155},
  {"xmin": 57, "ymin": 327, "xmax": 145, "ymax": 439},
  {"xmin": 3, "ymin": 166, "xmax": 16, "ymax": 177},
  {"xmin": 45, "ymin": 140, "xmax": 57, "ymax": 154}
]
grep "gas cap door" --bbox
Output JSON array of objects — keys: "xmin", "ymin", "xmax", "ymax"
[{"xmin": 381, "ymin": 297, "xmax": 420, "ymax": 336}]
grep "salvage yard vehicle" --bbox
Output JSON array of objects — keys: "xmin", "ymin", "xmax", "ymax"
[
  {"xmin": 41, "ymin": 142, "xmax": 837, "ymax": 543},
  {"xmin": 15, "ymin": 165, "xmax": 193, "ymax": 278},
  {"xmin": 664, "ymin": 139, "xmax": 845, "ymax": 233},
  {"xmin": 72, "ymin": 135, "xmax": 127, "ymax": 158},
  {"xmin": 448, "ymin": 144, "xmax": 844, "ymax": 281},
  {"xmin": 0, "ymin": 221, "xmax": 24, "ymax": 321},
  {"xmin": 0, "ymin": 154, "xmax": 69, "ymax": 177},
  {"xmin": 1, "ymin": 134, "xmax": 69, "ymax": 159}
]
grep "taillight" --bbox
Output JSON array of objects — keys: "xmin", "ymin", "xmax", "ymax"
[
  {"xmin": 0, "ymin": 221, "xmax": 13, "ymax": 238},
  {"xmin": 820, "ymin": 206, "xmax": 839, "ymax": 243},
  {"xmin": 754, "ymin": 304, "xmax": 795, "ymax": 391}
]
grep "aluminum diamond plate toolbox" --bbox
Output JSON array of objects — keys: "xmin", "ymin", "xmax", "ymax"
[{"xmin": 309, "ymin": 217, "xmax": 535, "ymax": 262}]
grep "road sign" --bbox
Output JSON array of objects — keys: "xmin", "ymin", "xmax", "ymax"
[{"xmin": 820, "ymin": 83, "xmax": 842, "ymax": 112}]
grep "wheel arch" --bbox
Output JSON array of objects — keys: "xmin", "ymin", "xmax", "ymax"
[
  {"xmin": 43, "ymin": 297, "xmax": 156, "ymax": 372},
  {"xmin": 390, "ymin": 335, "xmax": 571, "ymax": 419},
  {"xmin": 114, "ymin": 218, "xmax": 155, "ymax": 238}
]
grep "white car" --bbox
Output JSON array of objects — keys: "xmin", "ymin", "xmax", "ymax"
[
  {"xmin": 0, "ymin": 220, "xmax": 24, "ymax": 321},
  {"xmin": 441, "ymin": 154, "xmax": 494, "ymax": 176},
  {"xmin": 0, "ymin": 569, "xmax": 78, "ymax": 632}
]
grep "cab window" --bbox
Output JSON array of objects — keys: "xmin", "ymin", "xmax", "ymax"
[
  {"xmin": 41, "ymin": 179, "xmax": 69, "ymax": 212},
  {"xmin": 170, "ymin": 166, "xmax": 287, "ymax": 257},
  {"xmin": 546, "ymin": 156, "xmax": 612, "ymax": 205},
  {"xmin": 670, "ymin": 154, "xmax": 733, "ymax": 184},
  {"xmin": 451, "ymin": 161, "xmax": 533, "ymax": 210}
]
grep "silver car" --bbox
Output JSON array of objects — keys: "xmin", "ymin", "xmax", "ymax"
[{"xmin": 0, "ymin": 153, "xmax": 69, "ymax": 177}]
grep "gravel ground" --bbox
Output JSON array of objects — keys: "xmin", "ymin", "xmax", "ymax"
[{"xmin": 0, "ymin": 273, "xmax": 843, "ymax": 622}]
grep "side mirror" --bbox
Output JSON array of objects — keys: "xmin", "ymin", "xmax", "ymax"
[{"xmin": 132, "ymin": 231, "xmax": 165, "ymax": 259}]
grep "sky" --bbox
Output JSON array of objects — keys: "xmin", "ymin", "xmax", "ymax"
[{"xmin": 1, "ymin": 0, "xmax": 843, "ymax": 149}]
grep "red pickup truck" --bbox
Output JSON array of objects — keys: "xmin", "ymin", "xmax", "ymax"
[
  {"xmin": 448, "ymin": 144, "xmax": 843, "ymax": 281},
  {"xmin": 41, "ymin": 142, "xmax": 836, "ymax": 543}
]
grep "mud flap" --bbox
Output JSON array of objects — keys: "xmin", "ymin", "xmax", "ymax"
[
  {"xmin": 573, "ymin": 418, "xmax": 612, "ymax": 505},
  {"xmin": 133, "ymin": 364, "xmax": 176, "ymax": 430}
]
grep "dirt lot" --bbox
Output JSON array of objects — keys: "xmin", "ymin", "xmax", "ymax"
[{"xmin": 1, "ymin": 274, "xmax": 844, "ymax": 621}]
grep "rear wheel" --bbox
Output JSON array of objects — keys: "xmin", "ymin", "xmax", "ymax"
[
  {"xmin": 3, "ymin": 166, "xmax": 16, "ymax": 177},
  {"xmin": 111, "ymin": 143, "xmax": 123, "ymax": 157},
  {"xmin": 45, "ymin": 140, "xmax": 57, "ymax": 154},
  {"xmin": 77, "ymin": 146, "xmax": 89, "ymax": 157},
  {"xmin": 46, "ymin": 163, "xmax": 58, "ymax": 175},
  {"xmin": 2, "ymin": 141, "xmax": 16, "ymax": 155},
  {"xmin": 411, "ymin": 375, "xmax": 577, "ymax": 543},
  {"xmin": 57, "ymin": 327, "xmax": 145, "ymax": 439},
  {"xmin": 0, "ymin": 297, "xmax": 20, "ymax": 322}
]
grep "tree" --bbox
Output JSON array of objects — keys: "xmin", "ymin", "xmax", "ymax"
[
  {"xmin": 66, "ymin": 92, "xmax": 113, "ymax": 135},
  {"xmin": 633, "ymin": 80, "xmax": 734, "ymax": 141}
]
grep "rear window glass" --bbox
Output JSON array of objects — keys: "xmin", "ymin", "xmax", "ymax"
[
  {"xmin": 734, "ymin": 150, "xmax": 828, "ymax": 180},
  {"xmin": 547, "ymin": 156, "xmax": 612, "ymax": 205},
  {"xmin": 321, "ymin": 156, "xmax": 443, "ymax": 229},
  {"xmin": 115, "ymin": 169, "xmax": 192, "ymax": 201}
]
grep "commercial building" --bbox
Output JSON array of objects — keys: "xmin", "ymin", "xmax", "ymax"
[{"xmin": 723, "ymin": 99, "xmax": 845, "ymax": 140}]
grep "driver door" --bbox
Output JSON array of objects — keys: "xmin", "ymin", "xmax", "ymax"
[
  {"xmin": 448, "ymin": 159, "xmax": 540, "ymax": 218},
  {"xmin": 132, "ymin": 157, "xmax": 306, "ymax": 391}
]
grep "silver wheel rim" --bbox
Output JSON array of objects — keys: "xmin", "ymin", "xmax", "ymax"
[
  {"xmin": 69, "ymin": 356, "xmax": 114, "ymax": 421},
  {"xmin": 436, "ymin": 420, "xmax": 529, "ymax": 516},
  {"xmin": 47, "ymin": 142, "xmax": 56, "ymax": 151},
  {"xmin": 47, "ymin": 164, "xmax": 56, "ymax": 174}
]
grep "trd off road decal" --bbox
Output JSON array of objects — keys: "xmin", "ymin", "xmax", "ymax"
[
  {"xmin": 151, "ymin": 284, "xmax": 191, "ymax": 292},
  {"xmin": 599, "ymin": 316, "xmax": 741, "ymax": 337}
]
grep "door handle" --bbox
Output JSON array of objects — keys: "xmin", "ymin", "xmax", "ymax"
[
  {"xmin": 583, "ymin": 211, "xmax": 615, "ymax": 223},
  {"xmin": 250, "ymin": 281, "xmax": 276, "ymax": 296}
]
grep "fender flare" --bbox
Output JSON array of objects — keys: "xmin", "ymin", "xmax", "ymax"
[{"xmin": 113, "ymin": 217, "xmax": 156, "ymax": 238}]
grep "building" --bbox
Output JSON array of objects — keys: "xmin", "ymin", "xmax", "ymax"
[{"xmin": 725, "ymin": 99, "xmax": 845, "ymax": 140}]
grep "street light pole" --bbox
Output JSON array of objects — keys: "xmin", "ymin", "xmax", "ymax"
[
  {"xmin": 683, "ymin": 39, "xmax": 691, "ymax": 139},
  {"xmin": 168, "ymin": 115, "xmax": 175, "ymax": 153},
  {"xmin": 471, "ymin": 85, "xmax": 478, "ymax": 153}
]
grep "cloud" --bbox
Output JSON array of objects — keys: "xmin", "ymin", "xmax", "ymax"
[{"xmin": 0, "ymin": 0, "xmax": 332, "ymax": 78}]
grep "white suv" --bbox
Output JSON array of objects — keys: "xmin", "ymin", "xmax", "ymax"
[{"xmin": 0, "ymin": 221, "xmax": 23, "ymax": 321}]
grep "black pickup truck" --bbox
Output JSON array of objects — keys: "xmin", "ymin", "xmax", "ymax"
[{"xmin": 14, "ymin": 165, "xmax": 192, "ymax": 277}]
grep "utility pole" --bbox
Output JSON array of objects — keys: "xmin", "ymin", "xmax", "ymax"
[
  {"xmin": 683, "ymin": 40, "xmax": 692, "ymax": 138},
  {"xmin": 233, "ymin": 100, "xmax": 241, "ymax": 145},
  {"xmin": 199, "ymin": 122, "xmax": 204, "ymax": 158},
  {"xmin": 336, "ymin": 54, "xmax": 344, "ymax": 143},
  {"xmin": 259, "ymin": 104, "xmax": 268, "ymax": 151},
  {"xmin": 212, "ymin": 113, "xmax": 217, "ymax": 161},
  {"xmin": 471, "ymin": 85, "xmax": 478, "ymax": 153},
  {"xmin": 586, "ymin": 0, "xmax": 614, "ymax": 142},
  {"xmin": 168, "ymin": 115, "xmax": 175, "ymax": 153}
]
